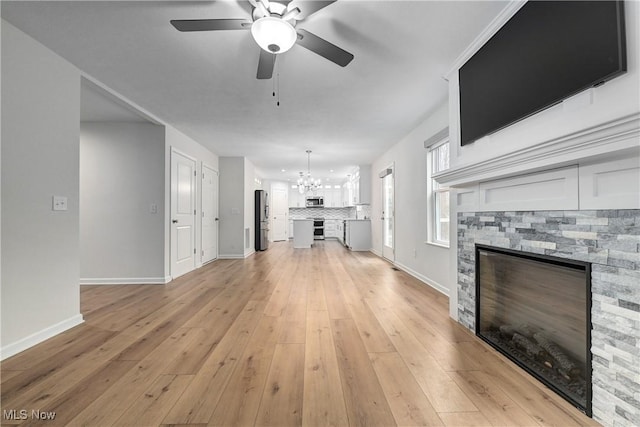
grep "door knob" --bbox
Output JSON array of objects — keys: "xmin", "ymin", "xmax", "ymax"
[
  {"xmin": 215, "ymin": 218, "xmax": 219, "ymax": 221},
  {"xmin": 172, "ymin": 219, "xmax": 178, "ymax": 223}
]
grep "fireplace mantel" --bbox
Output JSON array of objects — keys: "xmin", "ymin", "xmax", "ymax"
[{"xmin": 434, "ymin": 113, "xmax": 639, "ymax": 188}]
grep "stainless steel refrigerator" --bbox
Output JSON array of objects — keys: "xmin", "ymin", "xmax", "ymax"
[{"xmin": 255, "ymin": 190, "xmax": 269, "ymax": 251}]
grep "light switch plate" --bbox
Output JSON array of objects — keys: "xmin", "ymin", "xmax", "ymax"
[{"xmin": 53, "ymin": 196, "xmax": 68, "ymax": 211}]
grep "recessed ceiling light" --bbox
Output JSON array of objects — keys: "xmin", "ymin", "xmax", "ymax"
[
  {"xmin": 330, "ymin": 169, "xmax": 334, "ymax": 173},
  {"xmin": 281, "ymin": 169, "xmax": 286, "ymax": 172}
]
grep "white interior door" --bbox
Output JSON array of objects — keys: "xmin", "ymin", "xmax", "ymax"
[
  {"xmin": 271, "ymin": 186, "xmax": 288, "ymax": 241},
  {"xmin": 171, "ymin": 150, "xmax": 196, "ymax": 279},
  {"xmin": 381, "ymin": 166, "xmax": 395, "ymax": 261},
  {"xmin": 201, "ymin": 164, "xmax": 218, "ymax": 264}
]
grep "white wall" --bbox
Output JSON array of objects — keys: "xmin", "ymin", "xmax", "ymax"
[
  {"xmin": 164, "ymin": 125, "xmax": 219, "ymax": 274},
  {"xmin": 219, "ymin": 157, "xmax": 246, "ymax": 258},
  {"xmin": 371, "ymin": 103, "xmax": 451, "ymax": 296},
  {"xmin": 244, "ymin": 157, "xmax": 258, "ymax": 257},
  {"xmin": 1, "ymin": 21, "xmax": 83, "ymax": 357},
  {"xmin": 80, "ymin": 122, "xmax": 165, "ymax": 283},
  {"xmin": 218, "ymin": 157, "xmax": 259, "ymax": 258}
]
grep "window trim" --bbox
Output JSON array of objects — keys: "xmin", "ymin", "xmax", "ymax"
[{"xmin": 427, "ymin": 137, "xmax": 450, "ymax": 248}]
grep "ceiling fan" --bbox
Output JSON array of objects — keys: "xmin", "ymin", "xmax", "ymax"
[{"xmin": 170, "ymin": 0, "xmax": 354, "ymax": 79}]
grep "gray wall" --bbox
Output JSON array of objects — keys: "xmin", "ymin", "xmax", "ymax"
[
  {"xmin": 219, "ymin": 157, "xmax": 246, "ymax": 257},
  {"xmin": 80, "ymin": 122, "xmax": 165, "ymax": 282},
  {"xmin": 1, "ymin": 21, "xmax": 82, "ymax": 355}
]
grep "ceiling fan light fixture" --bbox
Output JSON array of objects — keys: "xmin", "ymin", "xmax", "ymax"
[{"xmin": 251, "ymin": 16, "xmax": 296, "ymax": 54}]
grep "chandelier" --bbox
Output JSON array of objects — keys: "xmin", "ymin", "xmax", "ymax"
[{"xmin": 298, "ymin": 150, "xmax": 322, "ymax": 194}]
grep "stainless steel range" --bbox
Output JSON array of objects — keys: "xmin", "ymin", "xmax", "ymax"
[{"xmin": 311, "ymin": 218, "xmax": 324, "ymax": 240}]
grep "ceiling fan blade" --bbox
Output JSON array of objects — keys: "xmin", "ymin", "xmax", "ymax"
[
  {"xmin": 296, "ymin": 29, "xmax": 353, "ymax": 67},
  {"xmin": 170, "ymin": 19, "xmax": 251, "ymax": 32},
  {"xmin": 257, "ymin": 49, "xmax": 276, "ymax": 79},
  {"xmin": 287, "ymin": 1, "xmax": 336, "ymax": 20}
]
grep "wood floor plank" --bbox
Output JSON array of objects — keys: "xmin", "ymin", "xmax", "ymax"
[
  {"xmin": 161, "ymin": 300, "xmax": 267, "ymax": 425},
  {"xmin": 302, "ymin": 309, "xmax": 350, "ymax": 427},
  {"xmin": 2, "ymin": 330, "xmax": 114, "ymax": 400},
  {"xmin": 366, "ymin": 300, "xmax": 478, "ymax": 413},
  {"xmin": 278, "ymin": 267, "xmax": 308, "ymax": 344},
  {"xmin": 369, "ymin": 351, "xmax": 444, "ymax": 427},
  {"xmin": 113, "ymin": 374, "xmax": 194, "ymax": 426},
  {"xmin": 331, "ymin": 318, "xmax": 396, "ymax": 427},
  {"xmin": 0, "ymin": 323, "xmax": 105, "ymax": 371},
  {"xmin": 438, "ymin": 411, "xmax": 493, "ymax": 427},
  {"xmin": 331, "ymin": 255, "xmax": 396, "ymax": 353},
  {"xmin": 0, "ymin": 370, "xmax": 24, "ymax": 384},
  {"xmin": 306, "ymin": 273, "xmax": 328, "ymax": 312},
  {"xmin": 390, "ymin": 298, "xmax": 481, "ymax": 372},
  {"xmin": 320, "ymin": 268, "xmax": 351, "ymax": 320},
  {"xmin": 1, "ymin": 331, "xmax": 140, "ymax": 412},
  {"xmin": 255, "ymin": 343, "xmax": 305, "ymax": 426},
  {"xmin": 26, "ymin": 359, "xmax": 138, "ymax": 426},
  {"xmin": 450, "ymin": 370, "xmax": 543, "ymax": 426},
  {"xmin": 67, "ymin": 327, "xmax": 202, "ymax": 426},
  {"xmin": 457, "ymin": 339, "xmax": 597, "ymax": 427},
  {"xmin": 208, "ymin": 315, "xmax": 281, "ymax": 426}
]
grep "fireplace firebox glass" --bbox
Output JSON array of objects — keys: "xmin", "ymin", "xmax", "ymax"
[{"xmin": 476, "ymin": 245, "xmax": 591, "ymax": 415}]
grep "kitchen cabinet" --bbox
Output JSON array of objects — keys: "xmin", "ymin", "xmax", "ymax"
[
  {"xmin": 324, "ymin": 219, "xmax": 337, "ymax": 238},
  {"xmin": 289, "ymin": 219, "xmax": 294, "ymax": 239},
  {"xmin": 288, "ymin": 186, "xmax": 304, "ymax": 208},
  {"xmin": 342, "ymin": 165, "xmax": 371, "ymax": 206},
  {"xmin": 322, "ymin": 185, "xmax": 342, "ymax": 207},
  {"xmin": 345, "ymin": 219, "xmax": 371, "ymax": 251}
]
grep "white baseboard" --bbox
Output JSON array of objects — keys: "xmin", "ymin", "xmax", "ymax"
[
  {"xmin": 393, "ymin": 261, "xmax": 449, "ymax": 297},
  {"xmin": 218, "ymin": 254, "xmax": 247, "ymax": 259},
  {"xmin": 370, "ymin": 248, "xmax": 382, "ymax": 257},
  {"xmin": 1, "ymin": 314, "xmax": 84, "ymax": 360},
  {"xmin": 219, "ymin": 251, "xmax": 256, "ymax": 260},
  {"xmin": 80, "ymin": 276, "xmax": 170, "ymax": 285}
]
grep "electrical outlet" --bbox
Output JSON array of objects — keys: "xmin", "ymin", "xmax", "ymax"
[
  {"xmin": 52, "ymin": 196, "xmax": 68, "ymax": 211},
  {"xmin": 150, "ymin": 203, "xmax": 158, "ymax": 214}
]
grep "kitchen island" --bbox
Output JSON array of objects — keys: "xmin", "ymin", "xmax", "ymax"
[{"xmin": 293, "ymin": 219, "xmax": 313, "ymax": 248}]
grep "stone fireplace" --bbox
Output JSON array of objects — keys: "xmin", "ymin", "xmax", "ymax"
[{"xmin": 457, "ymin": 209, "xmax": 639, "ymax": 425}]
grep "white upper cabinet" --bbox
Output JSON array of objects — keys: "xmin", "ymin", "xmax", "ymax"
[
  {"xmin": 342, "ymin": 165, "xmax": 371, "ymax": 206},
  {"xmin": 288, "ymin": 185, "xmax": 304, "ymax": 208}
]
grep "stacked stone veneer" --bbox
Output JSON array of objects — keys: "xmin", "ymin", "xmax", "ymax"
[{"xmin": 457, "ymin": 210, "xmax": 640, "ymax": 427}]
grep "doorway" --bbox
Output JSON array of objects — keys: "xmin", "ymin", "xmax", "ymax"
[
  {"xmin": 171, "ymin": 149, "xmax": 197, "ymax": 279},
  {"xmin": 201, "ymin": 164, "xmax": 219, "ymax": 264},
  {"xmin": 271, "ymin": 185, "xmax": 288, "ymax": 241},
  {"xmin": 380, "ymin": 165, "xmax": 395, "ymax": 261}
]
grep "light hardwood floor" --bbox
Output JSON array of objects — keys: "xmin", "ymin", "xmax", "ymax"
[{"xmin": 1, "ymin": 240, "xmax": 599, "ymax": 426}]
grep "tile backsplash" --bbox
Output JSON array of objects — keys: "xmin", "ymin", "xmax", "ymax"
[{"xmin": 290, "ymin": 207, "xmax": 355, "ymax": 219}]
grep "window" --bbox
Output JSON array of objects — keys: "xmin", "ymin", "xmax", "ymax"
[{"xmin": 428, "ymin": 139, "xmax": 450, "ymax": 246}]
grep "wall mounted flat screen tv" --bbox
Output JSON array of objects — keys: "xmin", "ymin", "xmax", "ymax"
[{"xmin": 459, "ymin": 1, "xmax": 627, "ymax": 146}]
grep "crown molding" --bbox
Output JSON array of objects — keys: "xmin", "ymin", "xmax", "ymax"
[{"xmin": 434, "ymin": 113, "xmax": 640, "ymax": 187}]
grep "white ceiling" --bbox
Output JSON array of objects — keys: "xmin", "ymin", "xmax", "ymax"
[{"xmin": 2, "ymin": 0, "xmax": 508, "ymax": 182}]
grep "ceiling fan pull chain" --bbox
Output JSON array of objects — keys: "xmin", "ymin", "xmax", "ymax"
[{"xmin": 277, "ymin": 73, "xmax": 280, "ymax": 106}]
